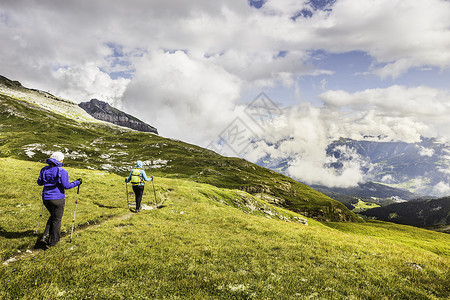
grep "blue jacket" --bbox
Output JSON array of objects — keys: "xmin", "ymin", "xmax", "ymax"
[
  {"xmin": 125, "ymin": 161, "xmax": 152, "ymax": 186},
  {"xmin": 37, "ymin": 158, "xmax": 81, "ymax": 200}
]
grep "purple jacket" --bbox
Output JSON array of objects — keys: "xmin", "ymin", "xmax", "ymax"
[{"xmin": 37, "ymin": 158, "xmax": 81, "ymax": 200}]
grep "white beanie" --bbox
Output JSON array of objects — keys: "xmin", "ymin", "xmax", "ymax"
[{"xmin": 51, "ymin": 151, "xmax": 65, "ymax": 162}]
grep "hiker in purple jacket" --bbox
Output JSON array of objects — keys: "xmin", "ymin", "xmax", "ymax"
[{"xmin": 37, "ymin": 151, "xmax": 82, "ymax": 247}]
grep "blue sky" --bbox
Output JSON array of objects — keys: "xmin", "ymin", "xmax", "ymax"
[{"xmin": 1, "ymin": 0, "xmax": 450, "ymax": 188}]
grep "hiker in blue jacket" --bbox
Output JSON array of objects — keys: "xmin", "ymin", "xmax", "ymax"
[
  {"xmin": 125, "ymin": 160, "xmax": 153, "ymax": 212},
  {"xmin": 37, "ymin": 151, "xmax": 82, "ymax": 247}
]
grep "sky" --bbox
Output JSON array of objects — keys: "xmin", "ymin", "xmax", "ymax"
[{"xmin": 1, "ymin": 0, "xmax": 450, "ymax": 189}]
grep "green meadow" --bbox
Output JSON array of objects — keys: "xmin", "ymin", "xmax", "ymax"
[{"xmin": 0, "ymin": 158, "xmax": 449, "ymax": 299}]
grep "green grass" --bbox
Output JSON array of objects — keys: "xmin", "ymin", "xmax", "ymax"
[{"xmin": 0, "ymin": 158, "xmax": 449, "ymax": 299}]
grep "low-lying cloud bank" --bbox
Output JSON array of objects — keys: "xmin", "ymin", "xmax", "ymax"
[{"xmin": 207, "ymin": 86, "xmax": 450, "ymax": 192}]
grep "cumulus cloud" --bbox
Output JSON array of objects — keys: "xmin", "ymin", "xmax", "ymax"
[
  {"xmin": 432, "ymin": 181, "xmax": 450, "ymax": 196},
  {"xmin": 52, "ymin": 63, "xmax": 130, "ymax": 104},
  {"xmin": 307, "ymin": 0, "xmax": 450, "ymax": 78},
  {"xmin": 239, "ymin": 104, "xmax": 369, "ymax": 188},
  {"xmin": 319, "ymin": 85, "xmax": 450, "ymax": 142},
  {"xmin": 2, "ymin": 0, "xmax": 449, "ymax": 100},
  {"xmin": 236, "ymin": 84, "xmax": 450, "ymax": 188},
  {"xmin": 121, "ymin": 50, "xmax": 241, "ymax": 145},
  {"xmin": 418, "ymin": 146, "xmax": 434, "ymax": 157}
]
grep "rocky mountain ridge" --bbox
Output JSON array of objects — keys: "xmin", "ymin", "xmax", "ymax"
[{"xmin": 79, "ymin": 99, "xmax": 158, "ymax": 134}]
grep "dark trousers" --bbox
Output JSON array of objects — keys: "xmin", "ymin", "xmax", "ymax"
[
  {"xmin": 132, "ymin": 185, "xmax": 144, "ymax": 210},
  {"xmin": 43, "ymin": 198, "xmax": 65, "ymax": 246}
]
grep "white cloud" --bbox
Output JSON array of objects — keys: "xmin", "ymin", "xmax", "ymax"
[
  {"xmin": 418, "ymin": 146, "xmax": 434, "ymax": 157},
  {"xmin": 319, "ymin": 85, "xmax": 450, "ymax": 142},
  {"xmin": 52, "ymin": 63, "xmax": 130, "ymax": 105},
  {"xmin": 240, "ymin": 104, "xmax": 369, "ymax": 188},
  {"xmin": 309, "ymin": 0, "xmax": 450, "ymax": 78},
  {"xmin": 381, "ymin": 174, "xmax": 395, "ymax": 184},
  {"xmin": 432, "ymin": 181, "xmax": 450, "ymax": 196},
  {"xmin": 2, "ymin": 0, "xmax": 449, "ymax": 100},
  {"xmin": 121, "ymin": 50, "xmax": 241, "ymax": 145}
]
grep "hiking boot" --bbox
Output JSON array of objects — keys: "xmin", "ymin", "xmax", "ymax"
[{"xmin": 40, "ymin": 235, "xmax": 50, "ymax": 245}]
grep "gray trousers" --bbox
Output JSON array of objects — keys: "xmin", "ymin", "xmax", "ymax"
[{"xmin": 43, "ymin": 198, "xmax": 65, "ymax": 246}]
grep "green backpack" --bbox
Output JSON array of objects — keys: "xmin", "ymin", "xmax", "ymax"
[{"xmin": 130, "ymin": 168, "xmax": 143, "ymax": 185}]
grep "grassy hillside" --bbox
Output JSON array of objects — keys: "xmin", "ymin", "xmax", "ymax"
[
  {"xmin": 0, "ymin": 158, "xmax": 449, "ymax": 299},
  {"xmin": 0, "ymin": 89, "xmax": 359, "ymax": 222}
]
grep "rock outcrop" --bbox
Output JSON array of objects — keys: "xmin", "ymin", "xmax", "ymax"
[{"xmin": 79, "ymin": 99, "xmax": 158, "ymax": 134}]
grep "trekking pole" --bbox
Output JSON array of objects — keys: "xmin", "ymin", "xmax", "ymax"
[
  {"xmin": 126, "ymin": 182, "xmax": 129, "ymax": 207},
  {"xmin": 151, "ymin": 178, "xmax": 157, "ymax": 206},
  {"xmin": 70, "ymin": 185, "xmax": 80, "ymax": 242},
  {"xmin": 35, "ymin": 202, "xmax": 44, "ymax": 235}
]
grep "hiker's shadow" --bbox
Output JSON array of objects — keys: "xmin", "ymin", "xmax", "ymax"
[
  {"xmin": 0, "ymin": 227, "xmax": 36, "ymax": 239},
  {"xmin": 0, "ymin": 227, "xmax": 47, "ymax": 250}
]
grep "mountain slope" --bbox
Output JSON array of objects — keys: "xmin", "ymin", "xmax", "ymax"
[
  {"xmin": 0, "ymin": 76, "xmax": 358, "ymax": 222},
  {"xmin": 0, "ymin": 75, "xmax": 100, "ymax": 123},
  {"xmin": 0, "ymin": 158, "xmax": 449, "ymax": 299}
]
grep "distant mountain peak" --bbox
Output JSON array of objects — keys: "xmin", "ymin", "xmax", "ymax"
[{"xmin": 79, "ymin": 99, "xmax": 158, "ymax": 134}]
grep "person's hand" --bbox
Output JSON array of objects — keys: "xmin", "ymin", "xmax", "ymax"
[
  {"xmin": 77, "ymin": 178, "xmax": 83, "ymax": 185},
  {"xmin": 150, "ymin": 176, "xmax": 153, "ymax": 181},
  {"xmin": 125, "ymin": 178, "xmax": 128, "ymax": 183}
]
